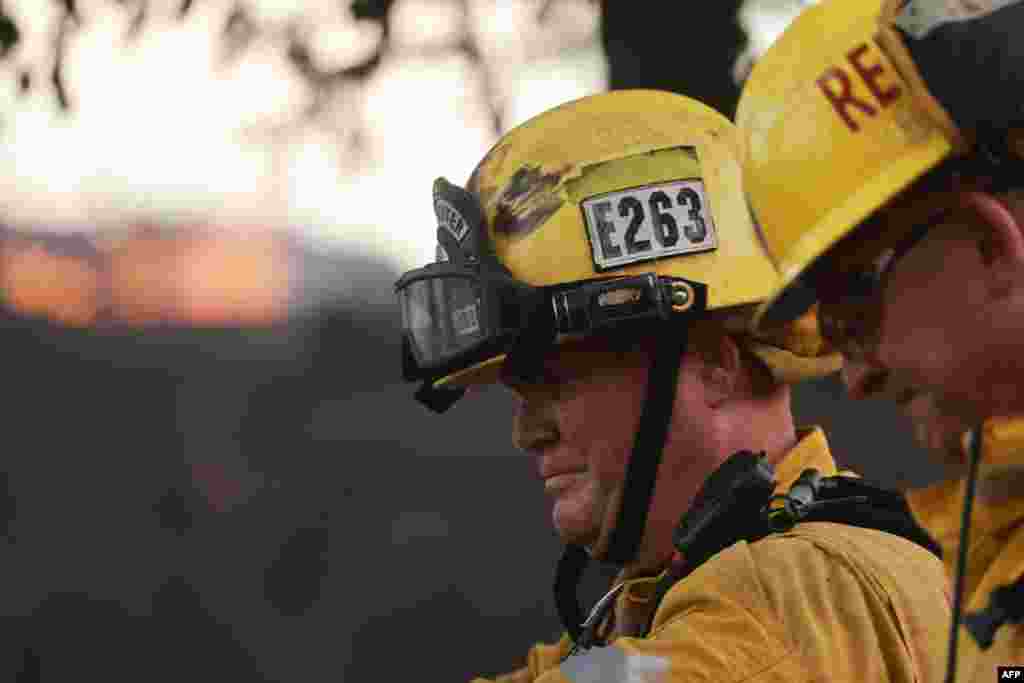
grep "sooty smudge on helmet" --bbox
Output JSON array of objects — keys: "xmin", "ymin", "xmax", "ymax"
[
  {"xmin": 491, "ymin": 163, "xmax": 569, "ymax": 238},
  {"xmin": 467, "ymin": 142, "xmax": 512, "ymax": 199}
]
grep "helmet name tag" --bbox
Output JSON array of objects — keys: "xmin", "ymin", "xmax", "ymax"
[{"xmin": 581, "ymin": 180, "xmax": 717, "ymax": 271}]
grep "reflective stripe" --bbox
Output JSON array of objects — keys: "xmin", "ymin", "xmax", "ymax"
[{"xmin": 560, "ymin": 647, "xmax": 669, "ymax": 683}]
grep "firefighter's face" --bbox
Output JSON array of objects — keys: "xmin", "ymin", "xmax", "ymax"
[
  {"xmin": 843, "ymin": 359, "xmax": 972, "ymax": 469},
  {"xmin": 503, "ymin": 335, "xmax": 721, "ymax": 562},
  {"xmin": 863, "ymin": 217, "xmax": 987, "ymax": 413},
  {"xmin": 822, "ymin": 190, "xmax": 1024, "ymax": 424}
]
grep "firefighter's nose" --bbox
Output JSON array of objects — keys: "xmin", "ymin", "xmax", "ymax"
[{"xmin": 841, "ymin": 358, "xmax": 886, "ymax": 400}]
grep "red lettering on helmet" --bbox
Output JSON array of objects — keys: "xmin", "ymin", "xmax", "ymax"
[
  {"xmin": 848, "ymin": 44, "xmax": 901, "ymax": 107},
  {"xmin": 817, "ymin": 65, "xmax": 877, "ymax": 133}
]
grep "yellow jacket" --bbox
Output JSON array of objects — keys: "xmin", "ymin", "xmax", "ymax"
[
  {"xmin": 476, "ymin": 428, "xmax": 950, "ymax": 682},
  {"xmin": 906, "ymin": 416, "xmax": 1024, "ymax": 683}
]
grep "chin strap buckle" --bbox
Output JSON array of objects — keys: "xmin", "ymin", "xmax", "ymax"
[
  {"xmin": 763, "ymin": 468, "xmax": 869, "ymax": 532},
  {"xmin": 566, "ymin": 582, "xmax": 627, "ymax": 657}
]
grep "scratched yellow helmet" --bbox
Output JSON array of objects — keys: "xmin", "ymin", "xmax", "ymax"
[
  {"xmin": 397, "ymin": 89, "xmax": 839, "ymax": 410},
  {"xmin": 736, "ymin": 0, "xmax": 966, "ymax": 331}
]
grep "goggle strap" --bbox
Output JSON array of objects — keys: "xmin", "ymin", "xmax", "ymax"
[
  {"xmin": 401, "ymin": 337, "xmax": 421, "ymax": 383},
  {"xmin": 503, "ymin": 289, "xmax": 558, "ymax": 382}
]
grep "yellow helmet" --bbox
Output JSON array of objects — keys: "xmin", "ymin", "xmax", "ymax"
[
  {"xmin": 395, "ymin": 90, "xmax": 842, "ymax": 637},
  {"xmin": 736, "ymin": 0, "xmax": 965, "ymax": 331},
  {"xmin": 397, "ymin": 89, "xmax": 839, "ymax": 406}
]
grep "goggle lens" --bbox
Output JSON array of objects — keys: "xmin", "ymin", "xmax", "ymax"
[{"xmin": 399, "ymin": 275, "xmax": 486, "ymax": 368}]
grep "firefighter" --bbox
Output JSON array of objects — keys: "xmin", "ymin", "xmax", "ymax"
[
  {"xmin": 735, "ymin": 0, "xmax": 1024, "ymax": 680},
  {"xmin": 396, "ymin": 89, "xmax": 949, "ymax": 682}
]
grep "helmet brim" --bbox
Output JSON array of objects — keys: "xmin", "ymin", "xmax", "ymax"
[{"xmin": 751, "ymin": 134, "xmax": 951, "ymax": 333}]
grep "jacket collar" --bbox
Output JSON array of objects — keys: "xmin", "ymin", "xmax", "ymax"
[
  {"xmin": 619, "ymin": 427, "xmax": 837, "ymax": 591},
  {"xmin": 604, "ymin": 428, "xmax": 840, "ymax": 639},
  {"xmin": 907, "ymin": 416, "xmax": 1024, "ymax": 578},
  {"xmin": 772, "ymin": 426, "xmax": 840, "ymax": 490}
]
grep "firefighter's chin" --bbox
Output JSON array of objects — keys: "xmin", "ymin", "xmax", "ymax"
[
  {"xmin": 572, "ymin": 484, "xmax": 624, "ymax": 561},
  {"xmin": 902, "ymin": 391, "xmax": 973, "ymax": 468},
  {"xmin": 547, "ymin": 475, "xmax": 605, "ymax": 551},
  {"xmin": 556, "ymin": 483, "xmax": 660, "ymax": 570}
]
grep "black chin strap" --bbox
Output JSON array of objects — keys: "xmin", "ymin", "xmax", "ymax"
[
  {"xmin": 554, "ymin": 319, "xmax": 691, "ymax": 644},
  {"xmin": 554, "ymin": 545, "xmax": 590, "ymax": 644},
  {"xmin": 605, "ymin": 320, "xmax": 691, "ymax": 563},
  {"xmin": 944, "ymin": 422, "xmax": 984, "ymax": 683}
]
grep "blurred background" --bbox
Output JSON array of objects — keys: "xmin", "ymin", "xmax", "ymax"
[{"xmin": 0, "ymin": 1, "xmax": 946, "ymax": 681}]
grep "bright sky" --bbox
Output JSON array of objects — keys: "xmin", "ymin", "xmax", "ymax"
[
  {"xmin": 0, "ymin": 0, "xmax": 605, "ymax": 273},
  {"xmin": 735, "ymin": 0, "xmax": 816, "ymax": 71}
]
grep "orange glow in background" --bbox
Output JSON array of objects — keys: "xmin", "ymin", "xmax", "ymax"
[{"xmin": 0, "ymin": 226, "xmax": 294, "ymax": 328}]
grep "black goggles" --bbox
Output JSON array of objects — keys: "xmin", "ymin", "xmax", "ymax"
[
  {"xmin": 396, "ymin": 177, "xmax": 708, "ymax": 392},
  {"xmin": 397, "ymin": 266, "xmax": 706, "ymax": 379}
]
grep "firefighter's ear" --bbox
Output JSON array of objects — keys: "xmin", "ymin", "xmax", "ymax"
[
  {"xmin": 961, "ymin": 190, "xmax": 1024, "ymax": 298},
  {"xmin": 693, "ymin": 331, "xmax": 743, "ymax": 408}
]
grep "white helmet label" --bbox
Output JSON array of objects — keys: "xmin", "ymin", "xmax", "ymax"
[
  {"xmin": 581, "ymin": 179, "xmax": 718, "ymax": 271},
  {"xmin": 895, "ymin": 0, "xmax": 1020, "ymax": 39}
]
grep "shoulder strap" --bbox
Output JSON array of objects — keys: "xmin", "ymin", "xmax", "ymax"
[
  {"xmin": 789, "ymin": 476, "xmax": 942, "ymax": 559},
  {"xmin": 637, "ymin": 461, "xmax": 942, "ymax": 639}
]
